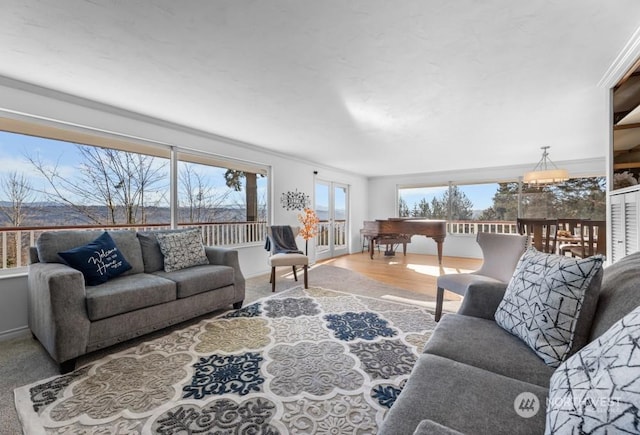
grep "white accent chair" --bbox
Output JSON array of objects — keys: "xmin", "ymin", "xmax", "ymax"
[
  {"xmin": 435, "ymin": 232, "xmax": 528, "ymax": 321},
  {"xmin": 267, "ymin": 226, "xmax": 309, "ymax": 292}
]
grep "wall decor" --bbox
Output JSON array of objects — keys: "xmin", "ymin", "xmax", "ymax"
[{"xmin": 280, "ymin": 189, "xmax": 309, "ymax": 211}]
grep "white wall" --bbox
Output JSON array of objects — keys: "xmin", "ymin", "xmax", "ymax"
[{"xmin": 0, "ymin": 78, "xmax": 368, "ymax": 338}]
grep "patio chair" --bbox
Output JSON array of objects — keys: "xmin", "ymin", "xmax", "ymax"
[
  {"xmin": 435, "ymin": 232, "xmax": 528, "ymax": 321},
  {"xmin": 566, "ymin": 220, "xmax": 606, "ymax": 258},
  {"xmin": 516, "ymin": 218, "xmax": 558, "ymax": 253},
  {"xmin": 266, "ymin": 225, "xmax": 309, "ymax": 292}
]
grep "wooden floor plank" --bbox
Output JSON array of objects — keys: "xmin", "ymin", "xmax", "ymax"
[{"xmin": 319, "ymin": 251, "xmax": 483, "ymax": 301}]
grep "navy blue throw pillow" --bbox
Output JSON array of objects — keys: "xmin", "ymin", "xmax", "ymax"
[{"xmin": 58, "ymin": 232, "xmax": 132, "ymax": 286}]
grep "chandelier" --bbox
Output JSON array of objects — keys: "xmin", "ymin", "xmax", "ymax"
[{"xmin": 523, "ymin": 146, "xmax": 569, "ymax": 185}]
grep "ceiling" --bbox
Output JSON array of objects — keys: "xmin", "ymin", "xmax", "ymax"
[{"xmin": 2, "ymin": 1, "xmax": 640, "ymax": 177}]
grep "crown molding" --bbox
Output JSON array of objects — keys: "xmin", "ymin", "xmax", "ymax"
[{"xmin": 599, "ymin": 25, "xmax": 640, "ymax": 88}]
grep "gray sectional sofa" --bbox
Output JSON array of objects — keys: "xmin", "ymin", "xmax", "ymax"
[
  {"xmin": 379, "ymin": 251, "xmax": 640, "ymax": 435},
  {"xmin": 28, "ymin": 229, "xmax": 245, "ymax": 373}
]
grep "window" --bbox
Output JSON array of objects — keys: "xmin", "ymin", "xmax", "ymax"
[
  {"xmin": 0, "ymin": 119, "xmax": 269, "ymax": 270},
  {"xmin": 398, "ymin": 177, "xmax": 605, "ymax": 235}
]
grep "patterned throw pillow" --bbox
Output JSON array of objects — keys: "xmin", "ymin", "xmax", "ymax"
[
  {"xmin": 58, "ymin": 231, "xmax": 132, "ymax": 286},
  {"xmin": 155, "ymin": 229, "xmax": 209, "ymax": 272},
  {"xmin": 494, "ymin": 248, "xmax": 603, "ymax": 367},
  {"xmin": 546, "ymin": 306, "xmax": 640, "ymax": 434}
]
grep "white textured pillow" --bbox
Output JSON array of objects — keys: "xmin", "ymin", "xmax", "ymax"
[
  {"xmin": 494, "ymin": 248, "xmax": 603, "ymax": 367},
  {"xmin": 155, "ymin": 229, "xmax": 209, "ymax": 272},
  {"xmin": 546, "ymin": 306, "xmax": 640, "ymax": 434}
]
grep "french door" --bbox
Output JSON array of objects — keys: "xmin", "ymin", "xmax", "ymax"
[{"xmin": 315, "ymin": 180, "xmax": 349, "ymax": 260}]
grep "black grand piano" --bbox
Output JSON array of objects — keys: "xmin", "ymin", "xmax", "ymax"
[{"xmin": 361, "ymin": 218, "xmax": 447, "ymax": 264}]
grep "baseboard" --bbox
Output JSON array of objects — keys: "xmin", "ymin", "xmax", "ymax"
[{"xmin": 0, "ymin": 325, "xmax": 30, "ymax": 342}]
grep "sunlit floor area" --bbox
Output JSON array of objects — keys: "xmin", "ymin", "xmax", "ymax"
[{"xmin": 320, "ymin": 251, "xmax": 483, "ymax": 302}]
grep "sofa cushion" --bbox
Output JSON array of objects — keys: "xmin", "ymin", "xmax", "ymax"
[
  {"xmin": 37, "ymin": 230, "xmax": 144, "ymax": 275},
  {"xmin": 589, "ymin": 251, "xmax": 640, "ymax": 341},
  {"xmin": 58, "ymin": 232, "xmax": 132, "ymax": 286},
  {"xmin": 494, "ymin": 248, "xmax": 604, "ymax": 367},
  {"xmin": 154, "ymin": 264, "xmax": 235, "ymax": 298},
  {"xmin": 137, "ymin": 231, "xmax": 165, "ymax": 273},
  {"xmin": 424, "ymin": 313, "xmax": 555, "ymax": 387},
  {"xmin": 546, "ymin": 305, "xmax": 640, "ymax": 434},
  {"xmin": 377, "ymin": 354, "xmax": 548, "ymax": 435},
  {"xmin": 155, "ymin": 229, "xmax": 209, "ymax": 272},
  {"xmin": 85, "ymin": 273, "xmax": 176, "ymax": 321},
  {"xmin": 137, "ymin": 229, "xmax": 189, "ymax": 273}
]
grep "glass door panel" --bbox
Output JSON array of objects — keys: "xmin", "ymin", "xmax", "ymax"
[{"xmin": 315, "ymin": 180, "xmax": 349, "ymax": 259}]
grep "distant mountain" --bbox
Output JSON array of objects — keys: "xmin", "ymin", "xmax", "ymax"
[{"xmin": 0, "ymin": 203, "xmax": 252, "ymax": 227}]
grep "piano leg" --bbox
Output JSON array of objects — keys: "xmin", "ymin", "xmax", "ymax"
[{"xmin": 434, "ymin": 236, "xmax": 444, "ymax": 265}]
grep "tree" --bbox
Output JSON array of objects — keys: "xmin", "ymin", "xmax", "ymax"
[
  {"xmin": 444, "ymin": 185, "xmax": 474, "ymax": 219},
  {"xmin": 551, "ymin": 177, "xmax": 606, "ymax": 219},
  {"xmin": 430, "ymin": 196, "xmax": 447, "ymax": 219},
  {"xmin": 179, "ymin": 164, "xmax": 231, "ymax": 223},
  {"xmin": 27, "ymin": 146, "xmax": 167, "ymax": 225},
  {"xmin": 0, "ymin": 171, "xmax": 36, "ymax": 267},
  {"xmin": 0, "ymin": 171, "xmax": 34, "ymax": 226},
  {"xmin": 398, "ymin": 197, "xmax": 410, "ymax": 217},
  {"xmin": 412, "ymin": 198, "xmax": 431, "ymax": 217},
  {"xmin": 480, "ymin": 182, "xmax": 520, "ymax": 220},
  {"xmin": 224, "ymin": 170, "xmax": 260, "ymax": 222}
]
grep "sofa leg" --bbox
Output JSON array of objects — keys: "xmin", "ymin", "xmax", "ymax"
[
  {"xmin": 292, "ymin": 266, "xmax": 298, "ymax": 281},
  {"xmin": 435, "ymin": 287, "xmax": 444, "ymax": 322},
  {"xmin": 59, "ymin": 359, "xmax": 76, "ymax": 374},
  {"xmin": 233, "ymin": 300, "xmax": 243, "ymax": 310},
  {"xmin": 303, "ymin": 265, "xmax": 308, "ymax": 288}
]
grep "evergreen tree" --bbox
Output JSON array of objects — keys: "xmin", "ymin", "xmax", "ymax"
[
  {"xmin": 398, "ymin": 197, "xmax": 410, "ymax": 217},
  {"xmin": 413, "ymin": 198, "xmax": 431, "ymax": 217},
  {"xmin": 487, "ymin": 182, "xmax": 519, "ymax": 220},
  {"xmin": 430, "ymin": 196, "xmax": 447, "ymax": 219},
  {"xmin": 551, "ymin": 177, "xmax": 605, "ymax": 219},
  {"xmin": 444, "ymin": 185, "xmax": 474, "ymax": 219}
]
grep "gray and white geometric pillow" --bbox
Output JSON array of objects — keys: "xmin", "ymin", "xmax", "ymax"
[
  {"xmin": 546, "ymin": 305, "xmax": 640, "ymax": 434},
  {"xmin": 495, "ymin": 248, "xmax": 603, "ymax": 367},
  {"xmin": 155, "ymin": 229, "xmax": 209, "ymax": 272}
]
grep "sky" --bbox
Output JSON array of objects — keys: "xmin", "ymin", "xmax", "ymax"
[{"xmin": 0, "ymin": 131, "xmax": 266, "ymax": 207}]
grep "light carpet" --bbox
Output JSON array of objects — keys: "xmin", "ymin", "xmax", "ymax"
[{"xmin": 15, "ymin": 286, "xmax": 436, "ymax": 434}]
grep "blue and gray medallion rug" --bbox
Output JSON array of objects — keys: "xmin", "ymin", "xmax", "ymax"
[{"xmin": 14, "ymin": 286, "xmax": 436, "ymax": 434}]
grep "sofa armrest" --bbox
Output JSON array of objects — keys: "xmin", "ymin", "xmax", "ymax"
[
  {"xmin": 413, "ymin": 419, "xmax": 464, "ymax": 435},
  {"xmin": 204, "ymin": 246, "xmax": 246, "ymax": 300},
  {"xmin": 456, "ymin": 281, "xmax": 508, "ymax": 320},
  {"xmin": 28, "ymin": 262, "xmax": 91, "ymax": 364}
]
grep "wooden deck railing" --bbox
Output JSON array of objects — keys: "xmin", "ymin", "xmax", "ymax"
[
  {"xmin": 0, "ymin": 219, "xmax": 519, "ymax": 270},
  {"xmin": 0, "ymin": 221, "xmax": 267, "ymax": 270},
  {"xmin": 317, "ymin": 220, "xmax": 348, "ymax": 247},
  {"xmin": 447, "ymin": 220, "xmax": 519, "ymax": 235}
]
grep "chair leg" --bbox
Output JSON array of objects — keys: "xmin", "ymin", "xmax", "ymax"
[
  {"xmin": 435, "ymin": 287, "xmax": 444, "ymax": 322},
  {"xmin": 271, "ymin": 267, "xmax": 276, "ymax": 292},
  {"xmin": 303, "ymin": 265, "xmax": 308, "ymax": 288},
  {"xmin": 292, "ymin": 265, "xmax": 298, "ymax": 281}
]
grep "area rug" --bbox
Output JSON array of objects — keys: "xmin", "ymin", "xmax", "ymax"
[{"xmin": 14, "ymin": 286, "xmax": 436, "ymax": 434}]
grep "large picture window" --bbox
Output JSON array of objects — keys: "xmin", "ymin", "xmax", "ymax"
[
  {"xmin": 398, "ymin": 177, "xmax": 605, "ymax": 234},
  {"xmin": 0, "ymin": 120, "xmax": 269, "ymax": 270}
]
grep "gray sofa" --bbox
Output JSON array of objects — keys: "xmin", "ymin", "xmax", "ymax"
[
  {"xmin": 28, "ymin": 229, "xmax": 245, "ymax": 374},
  {"xmin": 379, "ymin": 251, "xmax": 640, "ymax": 435}
]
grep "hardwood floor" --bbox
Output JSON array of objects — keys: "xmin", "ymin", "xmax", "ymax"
[{"xmin": 319, "ymin": 251, "xmax": 483, "ymax": 301}]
